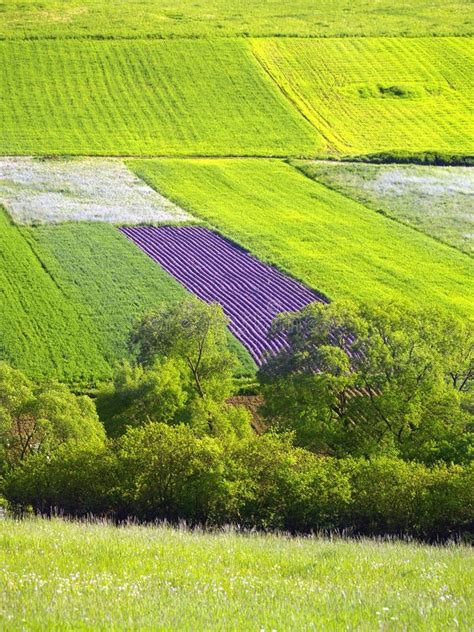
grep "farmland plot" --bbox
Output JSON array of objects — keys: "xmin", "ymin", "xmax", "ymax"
[
  {"xmin": 0, "ymin": 39, "xmax": 320, "ymax": 157},
  {"xmin": 130, "ymin": 159, "xmax": 474, "ymax": 319},
  {"xmin": 0, "ymin": 157, "xmax": 190, "ymax": 225},
  {"xmin": 0, "ymin": 219, "xmax": 254, "ymax": 382},
  {"xmin": 121, "ymin": 225, "xmax": 324, "ymax": 364},
  {"xmin": 252, "ymin": 37, "xmax": 474, "ymax": 156},
  {"xmin": 0, "ymin": 209, "xmax": 109, "ymax": 382},
  {"xmin": 294, "ymin": 161, "xmax": 474, "ymax": 255}
]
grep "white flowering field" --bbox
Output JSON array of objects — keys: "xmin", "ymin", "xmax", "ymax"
[
  {"xmin": 0, "ymin": 157, "xmax": 191, "ymax": 225},
  {"xmin": 1, "ymin": 518, "xmax": 472, "ymax": 630},
  {"xmin": 295, "ymin": 161, "xmax": 474, "ymax": 255}
]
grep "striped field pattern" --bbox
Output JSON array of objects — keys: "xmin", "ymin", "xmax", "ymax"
[{"xmin": 120, "ymin": 225, "xmax": 325, "ymax": 364}]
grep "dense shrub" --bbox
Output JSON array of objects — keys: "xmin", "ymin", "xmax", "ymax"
[{"xmin": 4, "ymin": 427, "xmax": 473, "ymax": 539}]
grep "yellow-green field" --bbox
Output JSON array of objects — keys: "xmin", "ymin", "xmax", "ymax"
[
  {"xmin": 2, "ymin": 0, "xmax": 473, "ymax": 39},
  {"xmin": 252, "ymin": 37, "xmax": 474, "ymax": 156},
  {"xmin": 1, "ymin": 518, "xmax": 472, "ymax": 630},
  {"xmin": 130, "ymin": 158, "xmax": 474, "ymax": 319},
  {"xmin": 0, "ymin": 39, "xmax": 320, "ymax": 157}
]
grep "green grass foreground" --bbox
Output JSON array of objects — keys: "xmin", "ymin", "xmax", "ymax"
[
  {"xmin": 130, "ymin": 159, "xmax": 474, "ymax": 319},
  {"xmin": 0, "ymin": 518, "xmax": 472, "ymax": 630}
]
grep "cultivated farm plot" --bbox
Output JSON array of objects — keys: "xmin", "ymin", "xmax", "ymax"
[
  {"xmin": 0, "ymin": 39, "xmax": 320, "ymax": 157},
  {"xmin": 252, "ymin": 37, "xmax": 474, "ymax": 156},
  {"xmin": 0, "ymin": 157, "xmax": 190, "ymax": 225},
  {"xmin": 130, "ymin": 158, "xmax": 474, "ymax": 320},
  {"xmin": 0, "ymin": 218, "xmax": 254, "ymax": 383},
  {"xmin": 294, "ymin": 161, "xmax": 474, "ymax": 255},
  {"xmin": 0, "ymin": 208, "xmax": 109, "ymax": 382},
  {"xmin": 121, "ymin": 225, "xmax": 324, "ymax": 364}
]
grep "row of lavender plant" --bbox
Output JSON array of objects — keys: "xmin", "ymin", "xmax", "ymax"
[{"xmin": 120, "ymin": 225, "xmax": 325, "ymax": 364}]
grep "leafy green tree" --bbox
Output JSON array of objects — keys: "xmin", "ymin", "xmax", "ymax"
[
  {"xmin": 115, "ymin": 422, "xmax": 228, "ymax": 522},
  {"xmin": 0, "ymin": 363, "xmax": 105, "ymax": 470},
  {"xmin": 224, "ymin": 433, "xmax": 351, "ymax": 530},
  {"xmin": 125, "ymin": 300, "xmax": 252, "ymax": 437},
  {"xmin": 259, "ymin": 301, "xmax": 473, "ymax": 463},
  {"xmin": 130, "ymin": 300, "xmax": 235, "ymax": 402},
  {"xmin": 97, "ymin": 359, "xmax": 189, "ymax": 437}
]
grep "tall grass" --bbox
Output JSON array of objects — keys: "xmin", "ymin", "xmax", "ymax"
[{"xmin": 1, "ymin": 517, "xmax": 472, "ymax": 630}]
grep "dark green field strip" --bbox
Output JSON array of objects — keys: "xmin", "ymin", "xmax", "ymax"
[
  {"xmin": 129, "ymin": 158, "xmax": 474, "ymax": 320},
  {"xmin": 0, "ymin": 38, "xmax": 321, "ymax": 157},
  {"xmin": 1, "ymin": 0, "xmax": 472, "ymax": 39},
  {"xmin": 0, "ymin": 209, "xmax": 109, "ymax": 382}
]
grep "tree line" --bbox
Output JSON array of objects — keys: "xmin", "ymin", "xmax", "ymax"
[{"xmin": 1, "ymin": 299, "xmax": 472, "ymax": 539}]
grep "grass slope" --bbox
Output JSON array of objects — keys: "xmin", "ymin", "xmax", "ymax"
[
  {"xmin": 1, "ymin": 518, "xmax": 472, "ymax": 630},
  {"xmin": 294, "ymin": 161, "xmax": 474, "ymax": 255},
  {"xmin": 0, "ymin": 39, "xmax": 320, "ymax": 157},
  {"xmin": 252, "ymin": 37, "xmax": 474, "ymax": 156},
  {"xmin": 1, "ymin": 0, "xmax": 473, "ymax": 38},
  {"xmin": 130, "ymin": 159, "xmax": 474, "ymax": 319}
]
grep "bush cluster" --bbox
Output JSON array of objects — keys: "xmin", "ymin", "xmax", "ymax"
[{"xmin": 4, "ymin": 425, "xmax": 473, "ymax": 539}]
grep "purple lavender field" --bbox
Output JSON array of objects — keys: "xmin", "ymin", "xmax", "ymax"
[{"xmin": 120, "ymin": 226, "xmax": 325, "ymax": 364}]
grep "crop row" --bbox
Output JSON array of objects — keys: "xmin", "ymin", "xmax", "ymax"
[{"xmin": 120, "ymin": 225, "xmax": 324, "ymax": 363}]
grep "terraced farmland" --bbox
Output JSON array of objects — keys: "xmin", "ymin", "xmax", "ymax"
[
  {"xmin": 294, "ymin": 161, "xmax": 474, "ymax": 255},
  {"xmin": 252, "ymin": 37, "xmax": 474, "ymax": 156},
  {"xmin": 121, "ymin": 225, "xmax": 324, "ymax": 364},
  {"xmin": 130, "ymin": 158, "xmax": 474, "ymax": 319},
  {"xmin": 0, "ymin": 39, "xmax": 320, "ymax": 157}
]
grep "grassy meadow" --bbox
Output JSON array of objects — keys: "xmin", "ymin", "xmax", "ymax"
[
  {"xmin": 1, "ymin": 518, "xmax": 472, "ymax": 630},
  {"xmin": 1, "ymin": 0, "xmax": 473, "ymax": 38},
  {"xmin": 252, "ymin": 37, "xmax": 474, "ymax": 156},
  {"xmin": 130, "ymin": 158, "xmax": 474, "ymax": 319},
  {"xmin": 0, "ymin": 39, "xmax": 320, "ymax": 157},
  {"xmin": 294, "ymin": 161, "xmax": 474, "ymax": 255}
]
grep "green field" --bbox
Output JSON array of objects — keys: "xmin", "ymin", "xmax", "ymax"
[
  {"xmin": 0, "ymin": 215, "xmax": 253, "ymax": 383},
  {"xmin": 294, "ymin": 161, "xmax": 474, "ymax": 255},
  {"xmin": 1, "ymin": 0, "xmax": 473, "ymax": 38},
  {"xmin": 252, "ymin": 37, "xmax": 474, "ymax": 156},
  {"xmin": 0, "ymin": 210, "xmax": 109, "ymax": 383},
  {"xmin": 130, "ymin": 159, "xmax": 474, "ymax": 319},
  {"xmin": 1, "ymin": 518, "xmax": 472, "ymax": 630},
  {"xmin": 0, "ymin": 39, "xmax": 320, "ymax": 157}
]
